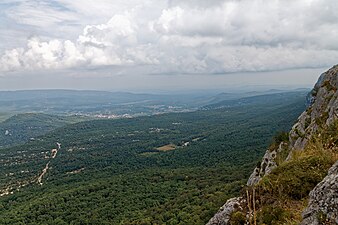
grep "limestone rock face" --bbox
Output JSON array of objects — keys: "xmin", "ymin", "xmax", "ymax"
[
  {"xmin": 206, "ymin": 197, "xmax": 244, "ymax": 225},
  {"xmin": 247, "ymin": 142, "xmax": 286, "ymax": 186},
  {"xmin": 289, "ymin": 65, "xmax": 338, "ymax": 155},
  {"xmin": 301, "ymin": 160, "xmax": 338, "ymax": 225}
]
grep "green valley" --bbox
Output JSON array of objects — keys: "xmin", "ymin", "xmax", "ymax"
[{"xmin": 0, "ymin": 91, "xmax": 307, "ymax": 225}]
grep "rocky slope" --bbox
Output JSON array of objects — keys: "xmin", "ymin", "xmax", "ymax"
[{"xmin": 207, "ymin": 65, "xmax": 338, "ymax": 225}]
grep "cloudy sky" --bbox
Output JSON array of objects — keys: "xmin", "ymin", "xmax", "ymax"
[{"xmin": 0, "ymin": 0, "xmax": 337, "ymax": 91}]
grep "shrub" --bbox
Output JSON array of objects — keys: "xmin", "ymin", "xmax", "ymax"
[
  {"xmin": 230, "ymin": 211, "xmax": 246, "ymax": 225},
  {"xmin": 273, "ymin": 131, "xmax": 289, "ymax": 144},
  {"xmin": 269, "ymin": 131, "xmax": 289, "ymax": 152},
  {"xmin": 257, "ymin": 205, "xmax": 288, "ymax": 225},
  {"xmin": 258, "ymin": 154, "xmax": 334, "ymax": 200}
]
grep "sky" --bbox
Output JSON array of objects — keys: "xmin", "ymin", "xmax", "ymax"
[{"xmin": 0, "ymin": 0, "xmax": 337, "ymax": 92}]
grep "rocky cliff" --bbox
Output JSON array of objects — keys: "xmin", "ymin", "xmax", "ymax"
[{"xmin": 207, "ymin": 65, "xmax": 338, "ymax": 225}]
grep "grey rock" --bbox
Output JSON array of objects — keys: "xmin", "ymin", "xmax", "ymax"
[
  {"xmin": 301, "ymin": 160, "xmax": 338, "ymax": 225},
  {"xmin": 287, "ymin": 65, "xmax": 338, "ymax": 160},
  {"xmin": 247, "ymin": 142, "xmax": 284, "ymax": 186},
  {"xmin": 326, "ymin": 91, "xmax": 338, "ymax": 126},
  {"xmin": 206, "ymin": 197, "xmax": 244, "ymax": 225}
]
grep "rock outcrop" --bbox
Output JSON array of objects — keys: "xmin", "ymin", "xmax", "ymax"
[
  {"xmin": 206, "ymin": 197, "xmax": 244, "ymax": 225},
  {"xmin": 289, "ymin": 65, "xmax": 338, "ymax": 153},
  {"xmin": 247, "ymin": 142, "xmax": 287, "ymax": 186},
  {"xmin": 207, "ymin": 65, "xmax": 338, "ymax": 225},
  {"xmin": 301, "ymin": 160, "xmax": 338, "ymax": 225}
]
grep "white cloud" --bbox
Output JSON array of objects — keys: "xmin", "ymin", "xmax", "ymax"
[
  {"xmin": 79, "ymin": 13, "xmax": 137, "ymax": 48},
  {"xmin": 1, "ymin": 0, "xmax": 338, "ymax": 75}
]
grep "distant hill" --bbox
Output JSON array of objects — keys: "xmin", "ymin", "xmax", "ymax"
[
  {"xmin": 0, "ymin": 90, "xmax": 163, "ymax": 113},
  {"xmin": 203, "ymin": 90, "xmax": 308, "ymax": 110},
  {"xmin": 0, "ymin": 89, "xmax": 310, "ymax": 117},
  {"xmin": 206, "ymin": 88, "xmax": 309, "ymax": 106},
  {"xmin": 0, "ymin": 113, "xmax": 87, "ymax": 148}
]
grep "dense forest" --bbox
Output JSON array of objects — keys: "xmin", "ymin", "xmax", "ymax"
[{"xmin": 0, "ymin": 91, "xmax": 307, "ymax": 224}]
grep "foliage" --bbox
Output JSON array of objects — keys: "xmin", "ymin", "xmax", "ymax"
[
  {"xmin": 259, "ymin": 154, "xmax": 334, "ymax": 200},
  {"xmin": 257, "ymin": 205, "xmax": 288, "ymax": 225},
  {"xmin": 0, "ymin": 168, "xmax": 245, "ymax": 225},
  {"xmin": 269, "ymin": 131, "xmax": 289, "ymax": 152},
  {"xmin": 230, "ymin": 211, "xmax": 246, "ymax": 225},
  {"xmin": 250, "ymin": 121, "xmax": 338, "ymax": 225}
]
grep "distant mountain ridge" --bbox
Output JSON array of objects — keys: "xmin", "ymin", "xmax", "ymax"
[
  {"xmin": 0, "ymin": 88, "xmax": 310, "ymax": 118},
  {"xmin": 203, "ymin": 90, "xmax": 308, "ymax": 110}
]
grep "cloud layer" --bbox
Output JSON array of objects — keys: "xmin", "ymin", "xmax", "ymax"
[{"xmin": 1, "ymin": 0, "xmax": 338, "ymax": 75}]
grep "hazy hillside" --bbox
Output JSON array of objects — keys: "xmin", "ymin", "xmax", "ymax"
[
  {"xmin": 0, "ymin": 113, "xmax": 89, "ymax": 148},
  {"xmin": 0, "ymin": 90, "xmax": 205, "ymax": 116},
  {"xmin": 0, "ymin": 89, "xmax": 307, "ymax": 118},
  {"xmin": 203, "ymin": 91, "xmax": 308, "ymax": 110}
]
